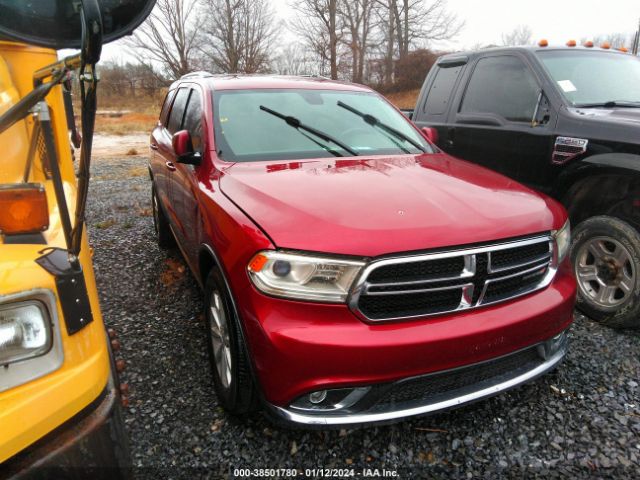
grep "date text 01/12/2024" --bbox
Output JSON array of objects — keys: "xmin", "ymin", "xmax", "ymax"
[{"xmin": 232, "ymin": 468, "xmax": 400, "ymax": 478}]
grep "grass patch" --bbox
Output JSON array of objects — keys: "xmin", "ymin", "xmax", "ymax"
[
  {"xmin": 95, "ymin": 219, "xmax": 117, "ymax": 229},
  {"xmin": 95, "ymin": 112, "xmax": 158, "ymax": 136},
  {"xmin": 128, "ymin": 166, "xmax": 148, "ymax": 177},
  {"xmin": 385, "ymin": 89, "xmax": 421, "ymax": 109}
]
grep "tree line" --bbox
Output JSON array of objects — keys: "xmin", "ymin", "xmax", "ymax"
[{"xmin": 119, "ymin": 0, "xmax": 462, "ymax": 91}]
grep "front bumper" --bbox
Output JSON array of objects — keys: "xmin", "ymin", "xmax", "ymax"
[
  {"xmin": 267, "ymin": 331, "xmax": 568, "ymax": 426},
  {"xmin": 239, "ymin": 265, "xmax": 575, "ymax": 409},
  {"xmin": 3, "ymin": 382, "xmax": 130, "ymax": 480}
]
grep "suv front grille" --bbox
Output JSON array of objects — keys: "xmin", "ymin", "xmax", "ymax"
[{"xmin": 351, "ymin": 235, "xmax": 555, "ymax": 321}]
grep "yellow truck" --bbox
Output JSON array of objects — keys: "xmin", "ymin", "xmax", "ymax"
[{"xmin": 0, "ymin": 1, "xmax": 155, "ymax": 476}]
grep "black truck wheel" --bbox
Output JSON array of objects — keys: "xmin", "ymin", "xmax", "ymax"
[
  {"xmin": 571, "ymin": 215, "xmax": 640, "ymax": 329},
  {"xmin": 204, "ymin": 268, "xmax": 259, "ymax": 415}
]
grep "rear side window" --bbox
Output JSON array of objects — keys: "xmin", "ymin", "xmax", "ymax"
[
  {"xmin": 424, "ymin": 65, "xmax": 462, "ymax": 115},
  {"xmin": 167, "ymin": 88, "xmax": 190, "ymax": 134},
  {"xmin": 460, "ymin": 56, "xmax": 539, "ymax": 123},
  {"xmin": 160, "ymin": 89, "xmax": 176, "ymax": 125},
  {"xmin": 183, "ymin": 89, "xmax": 203, "ymax": 152}
]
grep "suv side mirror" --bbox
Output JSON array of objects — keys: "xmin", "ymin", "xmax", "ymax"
[
  {"xmin": 172, "ymin": 130, "xmax": 201, "ymax": 166},
  {"xmin": 421, "ymin": 127, "xmax": 439, "ymax": 145}
]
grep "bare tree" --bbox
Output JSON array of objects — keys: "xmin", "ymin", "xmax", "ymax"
[
  {"xmin": 291, "ymin": 0, "xmax": 343, "ymax": 80},
  {"xmin": 272, "ymin": 44, "xmax": 320, "ymax": 76},
  {"xmin": 390, "ymin": 0, "xmax": 463, "ymax": 58},
  {"xmin": 339, "ymin": 0, "xmax": 377, "ymax": 83},
  {"xmin": 588, "ymin": 33, "xmax": 634, "ymax": 49},
  {"xmin": 126, "ymin": 0, "xmax": 203, "ymax": 78},
  {"xmin": 501, "ymin": 25, "xmax": 534, "ymax": 46},
  {"xmin": 201, "ymin": 0, "xmax": 278, "ymax": 74},
  {"xmin": 375, "ymin": 0, "xmax": 462, "ymax": 85}
]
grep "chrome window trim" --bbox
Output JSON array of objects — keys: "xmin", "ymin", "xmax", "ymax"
[
  {"xmin": 348, "ymin": 235, "xmax": 555, "ymax": 322},
  {"xmin": 0, "ymin": 289, "xmax": 64, "ymax": 393}
]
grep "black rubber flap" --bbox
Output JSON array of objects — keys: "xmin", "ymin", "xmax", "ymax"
[{"xmin": 36, "ymin": 248, "xmax": 94, "ymax": 335}]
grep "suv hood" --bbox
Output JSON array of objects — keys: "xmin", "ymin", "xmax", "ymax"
[{"xmin": 220, "ymin": 154, "xmax": 565, "ymax": 257}]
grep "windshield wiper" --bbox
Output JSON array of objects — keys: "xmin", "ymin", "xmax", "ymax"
[
  {"xmin": 337, "ymin": 101, "xmax": 427, "ymax": 153},
  {"xmin": 259, "ymin": 105, "xmax": 358, "ymax": 157},
  {"xmin": 575, "ymin": 100, "xmax": 640, "ymax": 109}
]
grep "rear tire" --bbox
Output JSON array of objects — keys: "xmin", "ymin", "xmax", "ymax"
[
  {"xmin": 204, "ymin": 268, "xmax": 259, "ymax": 414},
  {"xmin": 571, "ymin": 215, "xmax": 640, "ymax": 329},
  {"xmin": 152, "ymin": 185, "xmax": 174, "ymax": 249}
]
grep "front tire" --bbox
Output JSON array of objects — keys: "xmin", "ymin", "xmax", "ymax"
[
  {"xmin": 204, "ymin": 268, "xmax": 259, "ymax": 414},
  {"xmin": 152, "ymin": 185, "xmax": 174, "ymax": 249},
  {"xmin": 571, "ymin": 215, "xmax": 640, "ymax": 329}
]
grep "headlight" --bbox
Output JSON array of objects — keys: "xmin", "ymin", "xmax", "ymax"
[
  {"xmin": 248, "ymin": 251, "xmax": 365, "ymax": 302},
  {"xmin": 554, "ymin": 220, "xmax": 571, "ymax": 263},
  {"xmin": 0, "ymin": 301, "xmax": 52, "ymax": 366}
]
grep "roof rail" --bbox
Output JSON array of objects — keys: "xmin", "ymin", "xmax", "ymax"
[{"xmin": 180, "ymin": 71, "xmax": 214, "ymax": 79}]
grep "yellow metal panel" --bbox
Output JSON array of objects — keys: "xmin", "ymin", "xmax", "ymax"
[{"xmin": 0, "ymin": 43, "xmax": 112, "ymax": 462}]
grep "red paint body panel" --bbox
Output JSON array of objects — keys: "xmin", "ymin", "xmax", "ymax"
[
  {"xmin": 239, "ymin": 264, "xmax": 574, "ymax": 405},
  {"xmin": 220, "ymin": 154, "xmax": 566, "ymax": 257},
  {"xmin": 149, "ymin": 75, "xmax": 577, "ymax": 417}
]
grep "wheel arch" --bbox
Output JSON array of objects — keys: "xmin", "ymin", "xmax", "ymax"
[
  {"xmin": 198, "ymin": 243, "xmax": 264, "ymax": 397},
  {"xmin": 554, "ymin": 154, "xmax": 640, "ymax": 226}
]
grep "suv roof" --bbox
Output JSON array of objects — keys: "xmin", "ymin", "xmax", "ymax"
[{"xmin": 171, "ymin": 74, "xmax": 373, "ymax": 93}]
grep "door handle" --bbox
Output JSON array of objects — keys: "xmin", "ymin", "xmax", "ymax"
[
  {"xmin": 150, "ymin": 143, "xmax": 159, "ymax": 150},
  {"xmin": 165, "ymin": 161, "xmax": 176, "ymax": 171}
]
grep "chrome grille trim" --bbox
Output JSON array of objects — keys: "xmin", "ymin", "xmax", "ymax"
[{"xmin": 349, "ymin": 235, "xmax": 556, "ymax": 322}]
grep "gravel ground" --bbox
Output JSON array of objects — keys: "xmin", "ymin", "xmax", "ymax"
[{"xmin": 87, "ymin": 154, "xmax": 640, "ymax": 479}]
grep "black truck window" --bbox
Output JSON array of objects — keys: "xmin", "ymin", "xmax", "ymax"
[
  {"xmin": 424, "ymin": 65, "xmax": 463, "ymax": 115},
  {"xmin": 461, "ymin": 56, "xmax": 539, "ymax": 123}
]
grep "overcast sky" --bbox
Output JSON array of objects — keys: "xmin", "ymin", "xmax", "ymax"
[{"xmin": 102, "ymin": 0, "xmax": 640, "ymax": 62}]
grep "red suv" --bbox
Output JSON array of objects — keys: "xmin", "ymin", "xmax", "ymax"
[{"xmin": 148, "ymin": 74, "xmax": 576, "ymax": 426}]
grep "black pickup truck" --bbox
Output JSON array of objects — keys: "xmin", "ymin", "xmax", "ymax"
[{"xmin": 407, "ymin": 45, "xmax": 640, "ymax": 329}]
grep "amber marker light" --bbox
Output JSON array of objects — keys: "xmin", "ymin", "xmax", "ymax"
[
  {"xmin": 566, "ymin": 40, "xmax": 577, "ymax": 47},
  {"xmin": 538, "ymin": 39, "xmax": 549, "ymax": 47},
  {"xmin": 619, "ymin": 47, "xmax": 628, "ymax": 53},
  {"xmin": 0, "ymin": 184, "xmax": 49, "ymax": 235},
  {"xmin": 601, "ymin": 42, "xmax": 611, "ymax": 49},
  {"xmin": 248, "ymin": 253, "xmax": 269, "ymax": 272},
  {"xmin": 584, "ymin": 41, "xmax": 594, "ymax": 48}
]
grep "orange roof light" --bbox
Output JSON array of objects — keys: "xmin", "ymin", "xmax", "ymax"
[
  {"xmin": 538, "ymin": 39, "xmax": 549, "ymax": 47},
  {"xmin": 601, "ymin": 42, "xmax": 611, "ymax": 49},
  {"xmin": 0, "ymin": 184, "xmax": 49, "ymax": 235},
  {"xmin": 618, "ymin": 46, "xmax": 628, "ymax": 53},
  {"xmin": 584, "ymin": 41, "xmax": 594, "ymax": 48},
  {"xmin": 566, "ymin": 40, "xmax": 577, "ymax": 47}
]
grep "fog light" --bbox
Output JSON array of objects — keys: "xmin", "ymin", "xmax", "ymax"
[
  {"xmin": 291, "ymin": 386, "xmax": 371, "ymax": 413},
  {"xmin": 309, "ymin": 390, "xmax": 327, "ymax": 404},
  {"xmin": 538, "ymin": 330, "xmax": 568, "ymax": 360}
]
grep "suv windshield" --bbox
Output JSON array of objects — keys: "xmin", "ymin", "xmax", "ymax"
[
  {"xmin": 537, "ymin": 50, "xmax": 640, "ymax": 107},
  {"xmin": 213, "ymin": 89, "xmax": 432, "ymax": 162}
]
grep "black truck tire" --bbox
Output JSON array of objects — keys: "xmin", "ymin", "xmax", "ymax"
[{"xmin": 571, "ymin": 215, "xmax": 640, "ymax": 329}]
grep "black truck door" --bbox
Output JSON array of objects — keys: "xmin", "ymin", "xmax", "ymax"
[{"xmin": 444, "ymin": 54, "xmax": 556, "ymax": 186}]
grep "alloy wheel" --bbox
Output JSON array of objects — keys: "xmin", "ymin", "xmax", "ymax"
[
  {"xmin": 208, "ymin": 290, "xmax": 233, "ymax": 389},
  {"xmin": 575, "ymin": 236, "xmax": 635, "ymax": 310},
  {"xmin": 152, "ymin": 191, "xmax": 160, "ymax": 235}
]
